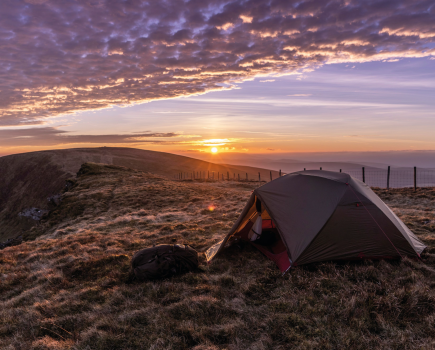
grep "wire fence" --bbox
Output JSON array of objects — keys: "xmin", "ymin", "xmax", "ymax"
[
  {"xmin": 342, "ymin": 168, "xmax": 435, "ymax": 189},
  {"xmin": 174, "ymin": 167, "xmax": 435, "ymax": 189}
]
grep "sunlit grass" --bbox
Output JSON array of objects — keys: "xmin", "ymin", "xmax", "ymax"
[{"xmin": 0, "ymin": 163, "xmax": 434, "ymax": 349}]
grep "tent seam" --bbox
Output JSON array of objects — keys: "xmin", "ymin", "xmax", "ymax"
[
  {"xmin": 347, "ymin": 183, "xmax": 405, "ymax": 259},
  {"xmin": 293, "ymin": 183, "xmax": 349, "ymax": 265}
]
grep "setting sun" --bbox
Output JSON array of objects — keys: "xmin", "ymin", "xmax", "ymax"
[{"xmin": 211, "ymin": 147, "xmax": 218, "ymax": 153}]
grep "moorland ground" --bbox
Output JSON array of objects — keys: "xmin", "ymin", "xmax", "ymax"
[
  {"xmin": 0, "ymin": 147, "xmax": 280, "ymax": 241},
  {"xmin": 1, "ymin": 163, "xmax": 435, "ymax": 349}
]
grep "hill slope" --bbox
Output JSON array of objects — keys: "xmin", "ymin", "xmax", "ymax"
[
  {"xmin": 0, "ymin": 163, "xmax": 434, "ymax": 349},
  {"xmin": 0, "ymin": 147, "xmax": 279, "ymax": 241}
]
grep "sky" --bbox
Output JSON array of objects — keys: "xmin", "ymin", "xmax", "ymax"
[{"xmin": 1, "ymin": 0, "xmax": 435, "ymax": 160}]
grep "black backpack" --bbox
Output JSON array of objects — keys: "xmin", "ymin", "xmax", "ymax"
[{"xmin": 130, "ymin": 244, "xmax": 199, "ymax": 281}]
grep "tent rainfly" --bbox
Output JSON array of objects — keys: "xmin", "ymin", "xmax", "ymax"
[{"xmin": 206, "ymin": 170, "xmax": 426, "ymax": 272}]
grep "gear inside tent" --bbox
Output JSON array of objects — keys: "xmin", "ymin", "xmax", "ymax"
[{"xmin": 206, "ymin": 170, "xmax": 426, "ymax": 271}]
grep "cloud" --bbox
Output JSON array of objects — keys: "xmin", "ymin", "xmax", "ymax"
[
  {"xmin": 259, "ymin": 79, "xmax": 275, "ymax": 83},
  {"xmin": 190, "ymin": 138, "xmax": 234, "ymax": 146},
  {"xmin": 1, "ymin": 0, "xmax": 434, "ymax": 126},
  {"xmin": 288, "ymin": 94, "xmax": 312, "ymax": 97},
  {"xmin": 0, "ymin": 127, "xmax": 179, "ymax": 147}
]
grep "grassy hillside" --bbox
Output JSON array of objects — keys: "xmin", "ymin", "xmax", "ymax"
[
  {"xmin": 0, "ymin": 147, "xmax": 279, "ymax": 241},
  {"xmin": 1, "ymin": 163, "xmax": 434, "ymax": 349}
]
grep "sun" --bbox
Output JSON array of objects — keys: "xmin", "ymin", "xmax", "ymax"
[{"xmin": 211, "ymin": 147, "xmax": 218, "ymax": 153}]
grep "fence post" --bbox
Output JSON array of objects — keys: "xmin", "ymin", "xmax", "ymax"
[
  {"xmin": 279, "ymin": 169, "xmax": 281, "ymax": 177},
  {"xmin": 320, "ymin": 167, "xmax": 322, "ymax": 170},
  {"xmin": 258, "ymin": 172, "xmax": 261, "ymax": 183},
  {"xmin": 362, "ymin": 167, "xmax": 365, "ymax": 183},
  {"xmin": 304, "ymin": 168, "xmax": 306, "ymax": 171},
  {"xmin": 414, "ymin": 166, "xmax": 417, "ymax": 192},
  {"xmin": 387, "ymin": 166, "xmax": 390, "ymax": 190},
  {"xmin": 340, "ymin": 169, "xmax": 342, "ymax": 173},
  {"xmin": 270, "ymin": 171, "xmax": 272, "ymax": 181}
]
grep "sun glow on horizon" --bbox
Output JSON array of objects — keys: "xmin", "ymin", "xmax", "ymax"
[{"xmin": 211, "ymin": 147, "xmax": 218, "ymax": 153}]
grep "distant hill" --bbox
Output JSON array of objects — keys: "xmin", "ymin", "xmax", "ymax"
[
  {"xmin": 0, "ymin": 147, "xmax": 281, "ymax": 241},
  {"xmin": 188, "ymin": 152, "xmax": 388, "ymax": 173}
]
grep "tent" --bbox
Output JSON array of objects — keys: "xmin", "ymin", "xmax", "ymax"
[{"xmin": 206, "ymin": 170, "xmax": 426, "ymax": 272}]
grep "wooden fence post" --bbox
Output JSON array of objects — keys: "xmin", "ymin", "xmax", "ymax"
[
  {"xmin": 320, "ymin": 167, "xmax": 322, "ymax": 170},
  {"xmin": 414, "ymin": 166, "xmax": 417, "ymax": 192},
  {"xmin": 304, "ymin": 168, "xmax": 306, "ymax": 171},
  {"xmin": 279, "ymin": 169, "xmax": 281, "ymax": 177},
  {"xmin": 362, "ymin": 167, "xmax": 365, "ymax": 183},
  {"xmin": 270, "ymin": 171, "xmax": 272, "ymax": 181},
  {"xmin": 387, "ymin": 166, "xmax": 390, "ymax": 190},
  {"xmin": 258, "ymin": 172, "xmax": 261, "ymax": 183},
  {"xmin": 340, "ymin": 169, "xmax": 342, "ymax": 173}
]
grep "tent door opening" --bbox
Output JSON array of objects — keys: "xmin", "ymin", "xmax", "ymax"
[{"xmin": 237, "ymin": 212, "xmax": 291, "ymax": 272}]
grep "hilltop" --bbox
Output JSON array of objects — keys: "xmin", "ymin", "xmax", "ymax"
[
  {"xmin": 0, "ymin": 147, "xmax": 279, "ymax": 241},
  {"xmin": 0, "ymin": 163, "xmax": 434, "ymax": 349}
]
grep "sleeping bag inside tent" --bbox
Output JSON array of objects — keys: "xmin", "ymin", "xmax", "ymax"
[{"xmin": 205, "ymin": 170, "xmax": 426, "ymax": 271}]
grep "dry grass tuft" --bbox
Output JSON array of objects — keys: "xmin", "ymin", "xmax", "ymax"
[{"xmin": 1, "ymin": 164, "xmax": 435, "ymax": 349}]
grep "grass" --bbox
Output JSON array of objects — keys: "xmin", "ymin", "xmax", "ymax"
[{"xmin": 1, "ymin": 163, "xmax": 435, "ymax": 349}]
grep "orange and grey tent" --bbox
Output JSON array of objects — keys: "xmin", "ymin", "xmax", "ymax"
[{"xmin": 206, "ymin": 170, "xmax": 426, "ymax": 272}]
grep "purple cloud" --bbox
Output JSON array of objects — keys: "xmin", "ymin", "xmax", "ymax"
[
  {"xmin": 0, "ymin": 0, "xmax": 434, "ymax": 126},
  {"xmin": 0, "ymin": 127, "xmax": 179, "ymax": 146}
]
